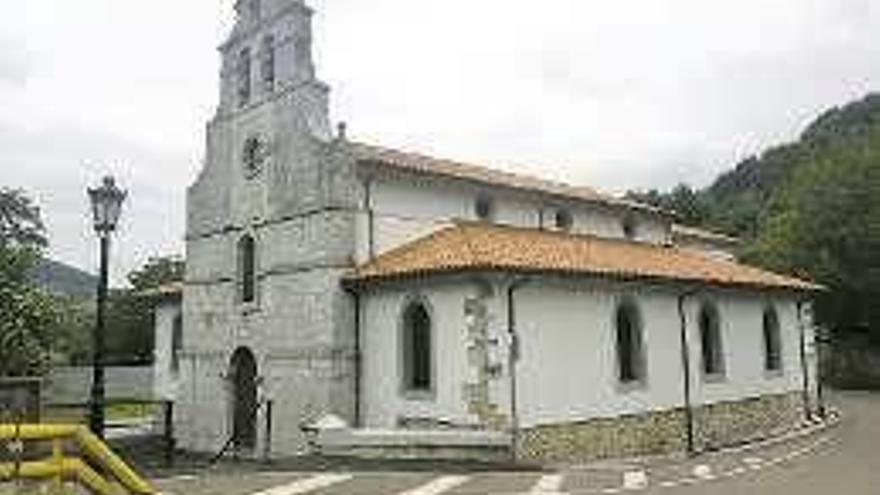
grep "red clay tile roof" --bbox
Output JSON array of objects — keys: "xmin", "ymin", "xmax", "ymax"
[
  {"xmin": 346, "ymin": 223, "xmax": 820, "ymax": 292},
  {"xmin": 350, "ymin": 142, "xmax": 661, "ymax": 214}
]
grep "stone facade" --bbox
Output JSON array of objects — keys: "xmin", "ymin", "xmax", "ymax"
[
  {"xmin": 177, "ymin": 0, "xmax": 360, "ymax": 456},
  {"xmin": 517, "ymin": 391, "xmax": 804, "ymax": 463}
]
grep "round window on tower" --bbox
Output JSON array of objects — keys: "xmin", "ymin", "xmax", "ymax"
[
  {"xmin": 242, "ymin": 136, "xmax": 264, "ymax": 179},
  {"xmin": 555, "ymin": 209, "xmax": 573, "ymax": 231}
]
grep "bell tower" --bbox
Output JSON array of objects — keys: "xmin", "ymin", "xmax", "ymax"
[
  {"xmin": 180, "ymin": 0, "xmax": 359, "ymax": 456},
  {"xmin": 217, "ymin": 0, "xmax": 330, "ymax": 139}
]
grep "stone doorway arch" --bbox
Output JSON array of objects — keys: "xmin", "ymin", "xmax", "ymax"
[{"xmin": 229, "ymin": 347, "xmax": 258, "ymax": 451}]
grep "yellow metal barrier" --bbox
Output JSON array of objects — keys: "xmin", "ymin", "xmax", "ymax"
[{"xmin": 0, "ymin": 424, "xmax": 157, "ymax": 494}]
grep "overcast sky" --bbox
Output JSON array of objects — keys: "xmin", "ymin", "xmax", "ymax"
[{"xmin": 3, "ymin": 0, "xmax": 879, "ymax": 284}]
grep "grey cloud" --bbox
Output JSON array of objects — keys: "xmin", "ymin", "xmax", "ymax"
[
  {"xmin": 2, "ymin": 122, "xmax": 188, "ymax": 285},
  {"xmin": 0, "ymin": 38, "xmax": 28, "ymax": 86}
]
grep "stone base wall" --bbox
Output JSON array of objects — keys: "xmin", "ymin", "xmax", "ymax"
[
  {"xmin": 518, "ymin": 392, "xmax": 804, "ymax": 463},
  {"xmin": 694, "ymin": 392, "xmax": 802, "ymax": 451}
]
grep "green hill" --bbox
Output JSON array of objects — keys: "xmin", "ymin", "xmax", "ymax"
[
  {"xmin": 628, "ymin": 92, "xmax": 880, "ymax": 338},
  {"xmin": 30, "ymin": 258, "xmax": 97, "ymax": 299},
  {"xmin": 703, "ymin": 93, "xmax": 880, "ymax": 240}
]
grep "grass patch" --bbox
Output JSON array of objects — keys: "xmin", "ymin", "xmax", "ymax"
[{"xmin": 42, "ymin": 401, "xmax": 159, "ymax": 424}]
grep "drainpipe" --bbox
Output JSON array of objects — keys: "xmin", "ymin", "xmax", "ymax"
[
  {"xmin": 353, "ymin": 290, "xmax": 363, "ymax": 427},
  {"xmin": 796, "ymin": 300, "xmax": 811, "ymax": 419},
  {"xmin": 507, "ymin": 277, "xmax": 530, "ymax": 462},
  {"xmin": 364, "ymin": 179, "xmax": 376, "ymax": 261},
  {"xmin": 677, "ymin": 289, "xmax": 698, "ymax": 457}
]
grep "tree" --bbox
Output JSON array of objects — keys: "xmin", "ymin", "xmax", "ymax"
[
  {"xmin": 0, "ymin": 188, "xmax": 47, "ymax": 249},
  {"xmin": 127, "ymin": 255, "xmax": 185, "ymax": 291},
  {"xmin": 626, "ymin": 183, "xmax": 708, "ymax": 226},
  {"xmin": 104, "ymin": 289, "xmax": 155, "ymax": 365},
  {"xmin": 51, "ymin": 255, "xmax": 185, "ymax": 366},
  {"xmin": 0, "ymin": 189, "xmax": 60, "ymax": 376},
  {"xmin": 745, "ymin": 130, "xmax": 880, "ymax": 337},
  {"xmin": 0, "ymin": 249, "xmax": 60, "ymax": 375}
]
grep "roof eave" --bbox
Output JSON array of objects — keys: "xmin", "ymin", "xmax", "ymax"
[{"xmin": 343, "ymin": 265, "xmax": 823, "ymax": 294}]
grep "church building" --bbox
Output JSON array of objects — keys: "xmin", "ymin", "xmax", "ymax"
[{"xmin": 175, "ymin": 0, "xmax": 822, "ymax": 462}]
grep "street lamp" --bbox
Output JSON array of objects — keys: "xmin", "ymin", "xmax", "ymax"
[{"xmin": 87, "ymin": 176, "xmax": 126, "ymax": 438}]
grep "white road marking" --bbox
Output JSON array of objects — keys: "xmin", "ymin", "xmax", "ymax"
[
  {"xmin": 250, "ymin": 474, "xmax": 353, "ymax": 495},
  {"xmin": 622, "ymin": 470, "xmax": 648, "ymax": 490},
  {"xmin": 693, "ymin": 464, "xmax": 714, "ymax": 480},
  {"xmin": 397, "ymin": 475, "xmax": 471, "ymax": 495},
  {"xmin": 530, "ymin": 473, "xmax": 565, "ymax": 493},
  {"xmin": 170, "ymin": 474, "xmax": 198, "ymax": 481}
]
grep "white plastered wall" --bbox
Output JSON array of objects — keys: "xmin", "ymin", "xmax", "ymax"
[
  {"xmin": 153, "ymin": 300, "xmax": 182, "ymax": 401},
  {"xmin": 360, "ymin": 279, "xmax": 512, "ymax": 428},
  {"xmin": 515, "ymin": 283, "xmax": 806, "ymax": 428},
  {"xmin": 357, "ymin": 173, "xmax": 672, "ymax": 265},
  {"xmin": 360, "ymin": 276, "xmax": 811, "ymax": 431}
]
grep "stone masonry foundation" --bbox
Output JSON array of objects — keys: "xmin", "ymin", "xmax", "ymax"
[{"xmin": 517, "ymin": 391, "xmax": 804, "ymax": 463}]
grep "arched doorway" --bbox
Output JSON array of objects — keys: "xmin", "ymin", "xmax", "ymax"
[{"xmin": 229, "ymin": 347, "xmax": 258, "ymax": 450}]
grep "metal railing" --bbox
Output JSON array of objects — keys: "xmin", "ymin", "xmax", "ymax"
[{"xmin": 0, "ymin": 423, "xmax": 157, "ymax": 494}]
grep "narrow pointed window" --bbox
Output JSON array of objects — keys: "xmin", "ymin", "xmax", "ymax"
[
  {"xmin": 623, "ymin": 215, "xmax": 638, "ymax": 240},
  {"xmin": 237, "ymin": 48, "xmax": 252, "ymax": 106},
  {"xmin": 401, "ymin": 301, "xmax": 432, "ymax": 394},
  {"xmin": 615, "ymin": 301, "xmax": 646, "ymax": 384},
  {"xmin": 699, "ymin": 303, "xmax": 725, "ymax": 377},
  {"xmin": 261, "ymin": 36, "xmax": 275, "ymax": 91},
  {"xmin": 763, "ymin": 306, "xmax": 783, "ymax": 372},
  {"xmin": 171, "ymin": 314, "xmax": 183, "ymax": 373},
  {"xmin": 238, "ymin": 235, "xmax": 257, "ymax": 303}
]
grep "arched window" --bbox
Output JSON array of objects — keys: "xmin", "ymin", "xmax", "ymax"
[
  {"xmin": 763, "ymin": 306, "xmax": 783, "ymax": 372},
  {"xmin": 401, "ymin": 300, "xmax": 432, "ymax": 394},
  {"xmin": 171, "ymin": 313, "xmax": 183, "ymax": 373},
  {"xmin": 242, "ymin": 136, "xmax": 263, "ymax": 178},
  {"xmin": 615, "ymin": 301, "xmax": 646, "ymax": 384},
  {"xmin": 238, "ymin": 235, "xmax": 257, "ymax": 303},
  {"xmin": 237, "ymin": 48, "xmax": 252, "ymax": 106},
  {"xmin": 699, "ymin": 303, "xmax": 725, "ymax": 377},
  {"xmin": 260, "ymin": 36, "xmax": 275, "ymax": 90},
  {"xmin": 622, "ymin": 215, "xmax": 638, "ymax": 240},
  {"xmin": 475, "ymin": 194, "xmax": 494, "ymax": 221}
]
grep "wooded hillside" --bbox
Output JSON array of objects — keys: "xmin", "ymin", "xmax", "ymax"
[{"xmin": 628, "ymin": 93, "xmax": 880, "ymax": 338}]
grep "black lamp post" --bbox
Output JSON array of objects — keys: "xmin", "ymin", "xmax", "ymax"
[{"xmin": 87, "ymin": 176, "xmax": 126, "ymax": 439}]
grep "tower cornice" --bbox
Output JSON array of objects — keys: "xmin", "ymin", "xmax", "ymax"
[{"xmin": 221, "ymin": 1, "xmax": 313, "ymax": 53}]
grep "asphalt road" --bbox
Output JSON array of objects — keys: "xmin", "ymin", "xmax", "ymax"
[
  {"xmin": 643, "ymin": 391, "xmax": 880, "ymax": 495},
  {"xmin": 154, "ymin": 391, "xmax": 880, "ymax": 495}
]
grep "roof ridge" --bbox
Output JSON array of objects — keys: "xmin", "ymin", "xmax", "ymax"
[
  {"xmin": 352, "ymin": 140, "xmax": 597, "ymax": 193},
  {"xmin": 349, "ymin": 141, "xmax": 666, "ymax": 215}
]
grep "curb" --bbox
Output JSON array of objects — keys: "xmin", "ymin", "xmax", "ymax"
[
  {"xmin": 559, "ymin": 409, "xmax": 841, "ymax": 473},
  {"xmin": 711, "ymin": 409, "xmax": 840, "ymax": 458}
]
